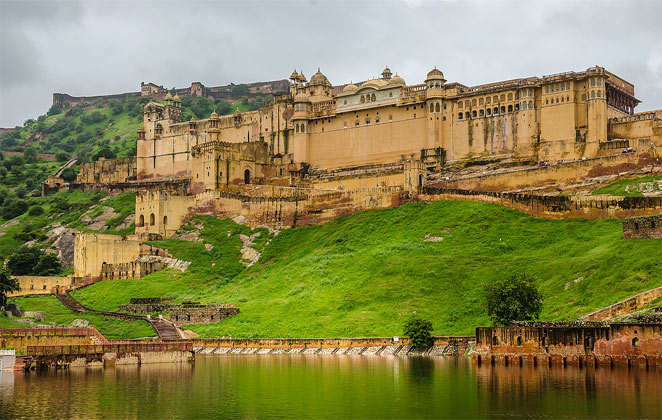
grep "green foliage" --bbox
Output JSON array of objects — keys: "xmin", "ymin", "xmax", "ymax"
[
  {"xmin": 483, "ymin": 273, "xmax": 543, "ymax": 326},
  {"xmin": 47, "ymin": 104, "xmax": 63, "ymax": 116},
  {"xmin": 189, "ymin": 97, "xmax": 213, "ymax": 119},
  {"xmin": 403, "ymin": 315, "xmax": 433, "ymax": 347},
  {"xmin": 92, "ymin": 146, "xmax": 116, "ymax": 161},
  {"xmin": 232, "ymin": 84, "xmax": 250, "ymax": 95},
  {"xmin": 7, "ymin": 247, "xmax": 61, "ymax": 276},
  {"xmin": 60, "ymin": 167, "xmax": 77, "ymax": 182},
  {"xmin": 28, "ymin": 205, "xmax": 44, "ymax": 216},
  {"xmin": 0, "ymin": 267, "xmax": 19, "ymax": 309},
  {"xmin": 1, "ymin": 198, "xmax": 28, "ymax": 219}
]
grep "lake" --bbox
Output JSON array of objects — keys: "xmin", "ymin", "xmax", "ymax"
[{"xmin": 1, "ymin": 355, "xmax": 661, "ymax": 419}]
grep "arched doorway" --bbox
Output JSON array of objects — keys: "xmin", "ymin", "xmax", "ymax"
[
  {"xmin": 163, "ymin": 215, "xmax": 168, "ymax": 227},
  {"xmin": 150, "ymin": 213, "xmax": 155, "ymax": 226},
  {"xmin": 139, "ymin": 214, "xmax": 144, "ymax": 227},
  {"xmin": 418, "ymin": 174, "xmax": 425, "ymax": 187},
  {"xmin": 244, "ymin": 169, "xmax": 251, "ymax": 184}
]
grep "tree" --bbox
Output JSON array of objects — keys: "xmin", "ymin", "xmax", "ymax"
[
  {"xmin": 55, "ymin": 151, "xmax": 70, "ymax": 162},
  {"xmin": 1, "ymin": 199, "xmax": 28, "ymax": 219},
  {"xmin": 232, "ymin": 84, "xmax": 250, "ymax": 95},
  {"xmin": 47, "ymin": 103, "xmax": 63, "ymax": 116},
  {"xmin": 7, "ymin": 247, "xmax": 61, "ymax": 276},
  {"xmin": 23, "ymin": 147, "xmax": 37, "ymax": 163},
  {"xmin": 403, "ymin": 314, "xmax": 433, "ymax": 347},
  {"xmin": 483, "ymin": 273, "xmax": 543, "ymax": 326},
  {"xmin": 0, "ymin": 267, "xmax": 19, "ymax": 309},
  {"xmin": 60, "ymin": 167, "xmax": 77, "ymax": 182},
  {"xmin": 92, "ymin": 146, "xmax": 116, "ymax": 161}
]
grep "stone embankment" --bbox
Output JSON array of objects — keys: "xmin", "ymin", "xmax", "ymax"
[{"xmin": 190, "ymin": 336, "xmax": 474, "ymax": 357}]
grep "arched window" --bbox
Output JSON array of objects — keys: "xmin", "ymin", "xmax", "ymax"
[
  {"xmin": 507, "ymin": 105, "xmax": 513, "ymax": 112},
  {"xmin": 493, "ymin": 107, "xmax": 498, "ymax": 115},
  {"xmin": 632, "ymin": 337, "xmax": 640, "ymax": 347},
  {"xmin": 522, "ymin": 102, "xmax": 527, "ymax": 110},
  {"xmin": 472, "ymin": 99, "xmax": 477, "ymax": 106},
  {"xmin": 295, "ymin": 124, "xmax": 299, "ymax": 133},
  {"xmin": 528, "ymin": 101, "xmax": 533, "ymax": 109},
  {"xmin": 486, "ymin": 97, "xmax": 491, "ymax": 105},
  {"xmin": 500, "ymin": 106, "xmax": 505, "ymax": 114},
  {"xmin": 163, "ymin": 216, "xmax": 167, "ymax": 227},
  {"xmin": 591, "ymin": 78, "xmax": 596, "ymax": 87},
  {"xmin": 591, "ymin": 91, "xmax": 595, "ymax": 99},
  {"xmin": 458, "ymin": 113, "xmax": 463, "ymax": 120},
  {"xmin": 139, "ymin": 214, "xmax": 144, "ymax": 227},
  {"xmin": 435, "ymin": 83, "xmax": 440, "ymax": 88},
  {"xmin": 516, "ymin": 336, "xmax": 523, "ymax": 346},
  {"xmin": 597, "ymin": 90, "xmax": 602, "ymax": 98},
  {"xmin": 472, "ymin": 110, "xmax": 477, "ymax": 118},
  {"xmin": 479, "ymin": 109, "xmax": 484, "ymax": 117},
  {"xmin": 360, "ymin": 95, "xmax": 365, "ymax": 104},
  {"xmin": 430, "ymin": 103, "xmax": 434, "ymax": 112},
  {"xmin": 371, "ymin": 93, "xmax": 376, "ymax": 102},
  {"xmin": 244, "ymin": 169, "xmax": 251, "ymax": 184},
  {"xmin": 508, "ymin": 93, "xmax": 513, "ymax": 101},
  {"xmin": 435, "ymin": 103, "xmax": 440, "ymax": 112},
  {"xmin": 465, "ymin": 100, "xmax": 470, "ymax": 108},
  {"xmin": 500, "ymin": 94, "xmax": 505, "ymax": 101},
  {"xmin": 561, "ymin": 97, "xmax": 564, "ymax": 102},
  {"xmin": 582, "ymin": 94, "xmax": 586, "ymax": 101},
  {"xmin": 458, "ymin": 101, "xmax": 463, "ymax": 109},
  {"xmin": 465, "ymin": 112, "xmax": 470, "ymax": 119},
  {"xmin": 149, "ymin": 213, "xmax": 155, "ymax": 226},
  {"xmin": 514, "ymin": 104, "xmax": 519, "ymax": 111},
  {"xmin": 492, "ymin": 336, "xmax": 499, "ymax": 346},
  {"xmin": 486, "ymin": 108, "xmax": 491, "ymax": 116},
  {"xmin": 493, "ymin": 95, "xmax": 498, "ymax": 103}
]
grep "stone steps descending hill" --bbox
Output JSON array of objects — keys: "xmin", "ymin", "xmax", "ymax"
[{"xmin": 56, "ymin": 292, "xmax": 181, "ymax": 340}]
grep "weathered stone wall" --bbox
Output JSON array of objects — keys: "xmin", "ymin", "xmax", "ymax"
[
  {"xmin": 435, "ymin": 152, "xmax": 659, "ymax": 192},
  {"xmin": 0, "ymin": 328, "xmax": 105, "ymax": 353},
  {"xmin": 169, "ymin": 306, "xmax": 239, "ymax": 326},
  {"xmin": 420, "ymin": 187, "xmax": 662, "ymax": 220},
  {"xmin": 73, "ymin": 232, "xmax": 142, "ymax": 281},
  {"xmin": 77, "ymin": 156, "xmax": 137, "ymax": 184},
  {"xmin": 581, "ymin": 286, "xmax": 662, "ymax": 321},
  {"xmin": 474, "ymin": 323, "xmax": 662, "ymax": 367},
  {"xmin": 7, "ymin": 276, "xmax": 76, "ymax": 297},
  {"xmin": 623, "ymin": 215, "xmax": 662, "ymax": 239}
]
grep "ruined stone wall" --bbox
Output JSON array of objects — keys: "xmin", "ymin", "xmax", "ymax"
[
  {"xmin": 169, "ymin": 306, "xmax": 239, "ymax": 326},
  {"xmin": 420, "ymin": 187, "xmax": 662, "ymax": 220},
  {"xmin": 77, "ymin": 156, "xmax": 137, "ymax": 184},
  {"xmin": 623, "ymin": 215, "xmax": 662, "ymax": 239},
  {"xmin": 52, "ymin": 92, "xmax": 140, "ymax": 107},
  {"xmin": 73, "ymin": 233, "xmax": 142, "ymax": 281},
  {"xmin": 189, "ymin": 336, "xmax": 472, "ymax": 349},
  {"xmin": 8, "ymin": 276, "xmax": 78, "ymax": 297},
  {"xmin": 437, "ymin": 152, "xmax": 659, "ymax": 192},
  {"xmin": 608, "ymin": 111, "xmax": 662, "ymax": 148},
  {"xmin": 474, "ymin": 324, "xmax": 662, "ymax": 367},
  {"xmin": 0, "ymin": 328, "xmax": 102, "ymax": 353},
  {"xmin": 582, "ymin": 286, "xmax": 662, "ymax": 321}
]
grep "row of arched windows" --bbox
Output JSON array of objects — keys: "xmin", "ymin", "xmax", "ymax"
[
  {"xmin": 429, "ymin": 102, "xmax": 442, "ymax": 113},
  {"xmin": 545, "ymin": 82, "xmax": 571, "ymax": 93},
  {"xmin": 457, "ymin": 103, "xmax": 526, "ymax": 120},
  {"xmin": 428, "ymin": 82, "xmax": 443, "ymax": 89},
  {"xmin": 360, "ymin": 93, "xmax": 377, "ymax": 103},
  {"xmin": 138, "ymin": 213, "xmax": 167, "ymax": 227},
  {"xmin": 545, "ymin": 96, "xmax": 571, "ymax": 105},
  {"xmin": 457, "ymin": 93, "xmax": 516, "ymax": 109},
  {"xmin": 295, "ymin": 123, "xmax": 307, "ymax": 133}
]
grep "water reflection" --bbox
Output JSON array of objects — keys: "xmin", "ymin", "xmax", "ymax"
[{"xmin": 1, "ymin": 355, "xmax": 660, "ymax": 419}]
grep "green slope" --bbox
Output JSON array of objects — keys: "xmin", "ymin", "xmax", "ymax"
[
  {"xmin": 56, "ymin": 200, "xmax": 662, "ymax": 338},
  {"xmin": 591, "ymin": 176, "xmax": 662, "ymax": 196}
]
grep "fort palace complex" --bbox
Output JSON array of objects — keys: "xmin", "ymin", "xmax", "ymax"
[{"xmin": 51, "ymin": 65, "xmax": 661, "ymax": 282}]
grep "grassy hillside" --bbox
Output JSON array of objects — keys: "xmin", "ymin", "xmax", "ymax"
[{"xmin": 50, "ymin": 200, "xmax": 662, "ymax": 338}]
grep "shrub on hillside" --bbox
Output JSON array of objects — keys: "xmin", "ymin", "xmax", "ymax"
[
  {"xmin": 7, "ymin": 247, "xmax": 61, "ymax": 276},
  {"xmin": 60, "ymin": 167, "xmax": 77, "ymax": 182},
  {"xmin": 483, "ymin": 273, "xmax": 543, "ymax": 326},
  {"xmin": 28, "ymin": 205, "xmax": 44, "ymax": 216},
  {"xmin": 55, "ymin": 151, "xmax": 70, "ymax": 162},
  {"xmin": 403, "ymin": 315, "xmax": 433, "ymax": 347},
  {"xmin": 47, "ymin": 104, "xmax": 62, "ymax": 116},
  {"xmin": 92, "ymin": 147, "xmax": 116, "ymax": 161},
  {"xmin": 1, "ymin": 198, "xmax": 28, "ymax": 219}
]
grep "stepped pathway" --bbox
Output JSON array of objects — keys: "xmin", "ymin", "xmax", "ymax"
[{"xmin": 56, "ymin": 292, "xmax": 182, "ymax": 340}]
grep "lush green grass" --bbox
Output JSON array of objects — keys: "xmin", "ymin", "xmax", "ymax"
[
  {"xmin": 69, "ymin": 201, "xmax": 662, "ymax": 338},
  {"xmin": 592, "ymin": 176, "xmax": 662, "ymax": 196},
  {"xmin": 1, "ymin": 295, "xmax": 155, "ymax": 339}
]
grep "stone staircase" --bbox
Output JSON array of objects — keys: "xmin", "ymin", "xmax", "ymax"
[
  {"xmin": 56, "ymin": 292, "xmax": 181, "ymax": 340},
  {"xmin": 148, "ymin": 318, "xmax": 182, "ymax": 340}
]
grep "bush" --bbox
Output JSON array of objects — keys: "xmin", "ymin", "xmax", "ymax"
[
  {"xmin": 1, "ymin": 199, "xmax": 28, "ymax": 219},
  {"xmin": 47, "ymin": 104, "xmax": 63, "ymax": 116},
  {"xmin": 92, "ymin": 147, "xmax": 116, "ymax": 161},
  {"xmin": 60, "ymin": 167, "xmax": 77, "ymax": 182},
  {"xmin": 483, "ymin": 273, "xmax": 543, "ymax": 326},
  {"xmin": 7, "ymin": 247, "xmax": 61, "ymax": 276},
  {"xmin": 55, "ymin": 151, "xmax": 70, "ymax": 162},
  {"xmin": 403, "ymin": 315, "xmax": 433, "ymax": 347},
  {"xmin": 28, "ymin": 205, "xmax": 44, "ymax": 216}
]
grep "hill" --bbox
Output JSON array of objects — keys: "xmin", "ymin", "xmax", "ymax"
[{"xmin": 6, "ymin": 199, "xmax": 653, "ymax": 339}]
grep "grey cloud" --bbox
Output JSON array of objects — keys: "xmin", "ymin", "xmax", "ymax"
[{"xmin": 0, "ymin": 0, "xmax": 661, "ymax": 127}]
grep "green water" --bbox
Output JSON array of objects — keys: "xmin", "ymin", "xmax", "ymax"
[{"xmin": 1, "ymin": 355, "xmax": 661, "ymax": 419}]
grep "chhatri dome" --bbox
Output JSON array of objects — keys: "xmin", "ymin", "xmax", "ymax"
[
  {"xmin": 388, "ymin": 74, "xmax": 406, "ymax": 87},
  {"xmin": 290, "ymin": 69, "xmax": 299, "ymax": 80},
  {"xmin": 294, "ymin": 92, "xmax": 311, "ymax": 102},
  {"xmin": 426, "ymin": 67, "xmax": 446, "ymax": 81},
  {"xmin": 309, "ymin": 68, "xmax": 331, "ymax": 86},
  {"xmin": 342, "ymin": 81, "xmax": 359, "ymax": 93},
  {"xmin": 172, "ymin": 94, "xmax": 181, "ymax": 102},
  {"xmin": 164, "ymin": 92, "xmax": 173, "ymax": 101}
]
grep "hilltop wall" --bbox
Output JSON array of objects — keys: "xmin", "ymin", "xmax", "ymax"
[{"xmin": 77, "ymin": 157, "xmax": 137, "ymax": 183}]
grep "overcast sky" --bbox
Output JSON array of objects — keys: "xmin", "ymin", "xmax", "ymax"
[{"xmin": 1, "ymin": 0, "xmax": 661, "ymax": 127}]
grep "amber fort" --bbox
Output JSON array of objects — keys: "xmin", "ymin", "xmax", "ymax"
[{"xmin": 36, "ymin": 65, "xmax": 661, "ymax": 284}]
